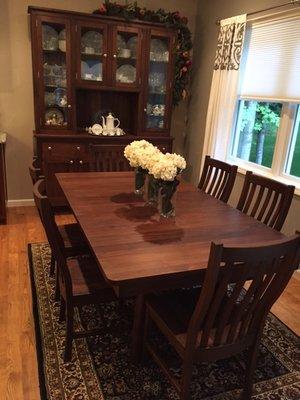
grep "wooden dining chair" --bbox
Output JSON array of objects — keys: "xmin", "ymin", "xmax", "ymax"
[
  {"xmin": 198, "ymin": 155, "xmax": 238, "ymax": 203},
  {"xmin": 237, "ymin": 171, "xmax": 295, "ymax": 231},
  {"xmin": 34, "ymin": 179, "xmax": 115, "ymax": 361},
  {"xmin": 142, "ymin": 235, "xmax": 300, "ymax": 400},
  {"xmin": 29, "ymin": 158, "xmax": 42, "ymax": 185},
  {"xmin": 89, "ymin": 144, "xmax": 131, "ymax": 172},
  {"xmin": 33, "ymin": 179, "xmax": 89, "ymax": 291}
]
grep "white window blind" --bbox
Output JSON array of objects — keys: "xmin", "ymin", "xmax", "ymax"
[{"xmin": 240, "ymin": 15, "xmax": 300, "ymax": 102}]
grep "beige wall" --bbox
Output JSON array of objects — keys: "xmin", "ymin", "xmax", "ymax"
[
  {"xmin": 0, "ymin": 0, "xmax": 197, "ymax": 201},
  {"xmin": 186, "ymin": 0, "xmax": 300, "ymax": 235}
]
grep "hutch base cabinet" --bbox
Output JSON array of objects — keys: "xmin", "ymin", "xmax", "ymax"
[
  {"xmin": 35, "ymin": 134, "xmax": 171, "ymax": 206},
  {"xmin": 29, "ymin": 6, "xmax": 175, "ymax": 205}
]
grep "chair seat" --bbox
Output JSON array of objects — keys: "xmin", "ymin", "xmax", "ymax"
[
  {"xmin": 58, "ymin": 223, "xmax": 89, "ymax": 253},
  {"xmin": 146, "ymin": 289, "xmax": 239, "ymax": 350},
  {"xmin": 67, "ymin": 256, "xmax": 114, "ymax": 299}
]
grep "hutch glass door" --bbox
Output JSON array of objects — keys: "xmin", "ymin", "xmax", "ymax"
[
  {"xmin": 40, "ymin": 17, "xmax": 71, "ymax": 129},
  {"xmin": 77, "ymin": 21, "xmax": 108, "ymax": 85},
  {"xmin": 113, "ymin": 26, "xmax": 141, "ymax": 88},
  {"xmin": 144, "ymin": 31, "xmax": 174, "ymax": 131}
]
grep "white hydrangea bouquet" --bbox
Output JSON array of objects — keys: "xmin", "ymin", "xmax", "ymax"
[
  {"xmin": 124, "ymin": 140, "xmax": 186, "ymax": 217},
  {"xmin": 124, "ymin": 140, "xmax": 160, "ymax": 194}
]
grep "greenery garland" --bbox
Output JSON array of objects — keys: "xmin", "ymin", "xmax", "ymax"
[{"xmin": 93, "ymin": 1, "xmax": 193, "ymax": 106}]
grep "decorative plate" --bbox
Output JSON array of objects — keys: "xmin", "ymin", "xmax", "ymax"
[
  {"xmin": 116, "ymin": 64, "xmax": 136, "ymax": 83},
  {"xmin": 127, "ymin": 36, "xmax": 137, "ymax": 58},
  {"xmin": 58, "ymin": 29, "xmax": 66, "ymax": 52},
  {"xmin": 42, "ymin": 25, "xmax": 58, "ymax": 51},
  {"xmin": 54, "ymin": 88, "xmax": 67, "ymax": 107},
  {"xmin": 148, "ymin": 72, "xmax": 166, "ymax": 91},
  {"xmin": 150, "ymin": 38, "xmax": 169, "ymax": 62},
  {"xmin": 117, "ymin": 34, "xmax": 126, "ymax": 52},
  {"xmin": 81, "ymin": 60, "xmax": 102, "ymax": 81},
  {"xmin": 81, "ymin": 31, "xmax": 103, "ymax": 55},
  {"xmin": 91, "ymin": 124, "xmax": 103, "ymax": 135},
  {"xmin": 44, "ymin": 92, "xmax": 56, "ymax": 107},
  {"xmin": 45, "ymin": 108, "xmax": 64, "ymax": 126}
]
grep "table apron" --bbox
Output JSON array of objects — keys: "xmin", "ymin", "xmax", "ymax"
[{"xmin": 111, "ymin": 269, "xmax": 206, "ymax": 298}]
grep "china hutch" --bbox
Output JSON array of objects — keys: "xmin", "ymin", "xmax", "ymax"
[{"xmin": 28, "ymin": 6, "xmax": 176, "ymax": 205}]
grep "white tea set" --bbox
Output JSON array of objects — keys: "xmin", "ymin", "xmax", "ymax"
[{"xmin": 86, "ymin": 113, "xmax": 125, "ymax": 136}]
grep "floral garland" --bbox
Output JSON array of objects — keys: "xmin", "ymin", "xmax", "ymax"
[{"xmin": 93, "ymin": 1, "xmax": 193, "ymax": 106}]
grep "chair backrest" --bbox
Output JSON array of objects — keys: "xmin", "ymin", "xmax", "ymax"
[
  {"xmin": 188, "ymin": 236, "xmax": 300, "ymax": 352},
  {"xmin": 237, "ymin": 171, "xmax": 295, "ymax": 231},
  {"xmin": 29, "ymin": 159, "xmax": 41, "ymax": 185},
  {"xmin": 198, "ymin": 155, "xmax": 238, "ymax": 203},
  {"xmin": 33, "ymin": 179, "xmax": 72, "ymax": 292},
  {"xmin": 89, "ymin": 144, "xmax": 131, "ymax": 172}
]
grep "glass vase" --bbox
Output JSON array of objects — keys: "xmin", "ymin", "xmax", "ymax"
[
  {"xmin": 145, "ymin": 175, "xmax": 160, "ymax": 205},
  {"xmin": 134, "ymin": 167, "xmax": 147, "ymax": 195},
  {"xmin": 158, "ymin": 178, "xmax": 179, "ymax": 218}
]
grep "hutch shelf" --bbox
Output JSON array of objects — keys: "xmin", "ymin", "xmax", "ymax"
[{"xmin": 28, "ymin": 6, "xmax": 176, "ymax": 205}]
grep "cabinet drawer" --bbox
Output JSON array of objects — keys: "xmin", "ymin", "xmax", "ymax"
[{"xmin": 42, "ymin": 143, "xmax": 89, "ymax": 161}]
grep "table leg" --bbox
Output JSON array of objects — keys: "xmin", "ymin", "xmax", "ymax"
[{"xmin": 132, "ymin": 294, "xmax": 145, "ymax": 363}]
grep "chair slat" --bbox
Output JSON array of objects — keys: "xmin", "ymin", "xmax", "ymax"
[
  {"xmin": 237, "ymin": 171, "xmax": 294, "ymax": 231},
  {"xmin": 198, "ymin": 156, "xmax": 237, "ymax": 203},
  {"xmin": 250, "ymin": 186, "xmax": 265, "ymax": 217},
  {"xmin": 263, "ymin": 191, "xmax": 279, "ymax": 226}
]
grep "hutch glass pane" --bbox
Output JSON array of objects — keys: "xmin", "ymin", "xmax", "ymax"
[
  {"xmin": 116, "ymin": 30, "xmax": 137, "ymax": 84},
  {"xmin": 42, "ymin": 21, "xmax": 68, "ymax": 127},
  {"xmin": 146, "ymin": 36, "xmax": 169, "ymax": 130},
  {"xmin": 81, "ymin": 27, "xmax": 104, "ymax": 82}
]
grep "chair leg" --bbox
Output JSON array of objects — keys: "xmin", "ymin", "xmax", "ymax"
[
  {"xmin": 64, "ymin": 302, "xmax": 74, "ymax": 362},
  {"xmin": 141, "ymin": 310, "xmax": 151, "ymax": 362},
  {"xmin": 180, "ymin": 355, "xmax": 194, "ymax": 400},
  {"xmin": 49, "ymin": 253, "xmax": 55, "ymax": 276},
  {"xmin": 241, "ymin": 340, "xmax": 260, "ymax": 400},
  {"xmin": 59, "ymin": 297, "xmax": 66, "ymax": 322}
]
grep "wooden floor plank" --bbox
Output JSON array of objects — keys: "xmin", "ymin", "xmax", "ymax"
[{"xmin": 0, "ymin": 206, "xmax": 298, "ymax": 400}]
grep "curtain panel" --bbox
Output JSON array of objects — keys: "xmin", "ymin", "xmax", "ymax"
[{"xmin": 201, "ymin": 14, "xmax": 246, "ymax": 167}]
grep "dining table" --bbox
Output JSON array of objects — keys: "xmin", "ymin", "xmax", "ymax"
[{"xmin": 56, "ymin": 171, "xmax": 285, "ymax": 361}]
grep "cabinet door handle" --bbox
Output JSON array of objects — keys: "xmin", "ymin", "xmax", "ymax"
[
  {"xmin": 143, "ymin": 108, "xmax": 147, "ymax": 112},
  {"xmin": 76, "ymin": 146, "xmax": 81, "ymax": 151},
  {"xmin": 47, "ymin": 146, "xmax": 52, "ymax": 151},
  {"xmin": 67, "ymin": 104, "xmax": 72, "ymax": 109},
  {"xmin": 69, "ymin": 160, "xmax": 74, "ymax": 164},
  {"xmin": 103, "ymin": 53, "xmax": 107, "ymax": 58},
  {"xmin": 79, "ymin": 160, "xmax": 83, "ymax": 165},
  {"xmin": 113, "ymin": 54, "xmax": 117, "ymax": 58}
]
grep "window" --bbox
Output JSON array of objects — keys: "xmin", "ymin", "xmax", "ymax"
[
  {"xmin": 228, "ymin": 13, "xmax": 300, "ymax": 189},
  {"xmin": 285, "ymin": 107, "xmax": 300, "ymax": 178},
  {"xmin": 232, "ymin": 101, "xmax": 282, "ymax": 169}
]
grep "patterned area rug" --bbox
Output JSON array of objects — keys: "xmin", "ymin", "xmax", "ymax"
[{"xmin": 28, "ymin": 243, "xmax": 300, "ymax": 400}]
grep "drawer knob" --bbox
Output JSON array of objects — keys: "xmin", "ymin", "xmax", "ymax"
[
  {"xmin": 76, "ymin": 146, "xmax": 80, "ymax": 151},
  {"xmin": 79, "ymin": 160, "xmax": 83, "ymax": 165},
  {"xmin": 69, "ymin": 160, "xmax": 74, "ymax": 164},
  {"xmin": 67, "ymin": 104, "xmax": 72, "ymax": 109},
  {"xmin": 113, "ymin": 54, "xmax": 117, "ymax": 58},
  {"xmin": 48, "ymin": 146, "xmax": 52, "ymax": 151},
  {"xmin": 103, "ymin": 53, "xmax": 107, "ymax": 58}
]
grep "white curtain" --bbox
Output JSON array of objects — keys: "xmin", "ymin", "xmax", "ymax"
[{"xmin": 201, "ymin": 14, "xmax": 247, "ymax": 165}]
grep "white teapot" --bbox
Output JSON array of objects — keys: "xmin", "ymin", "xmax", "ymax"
[{"xmin": 102, "ymin": 113, "xmax": 120, "ymax": 133}]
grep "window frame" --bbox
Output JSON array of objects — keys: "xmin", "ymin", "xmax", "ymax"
[{"xmin": 227, "ymin": 98, "xmax": 300, "ymax": 194}]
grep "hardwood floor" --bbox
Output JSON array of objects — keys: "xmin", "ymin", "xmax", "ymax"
[{"xmin": 0, "ymin": 206, "xmax": 299, "ymax": 400}]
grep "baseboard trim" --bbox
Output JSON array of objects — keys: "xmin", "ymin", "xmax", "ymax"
[{"xmin": 7, "ymin": 199, "xmax": 34, "ymax": 207}]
